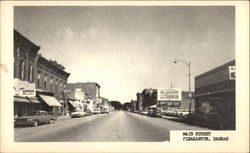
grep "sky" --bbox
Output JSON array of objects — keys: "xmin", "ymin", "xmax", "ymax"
[{"xmin": 14, "ymin": 6, "xmax": 235, "ymax": 103}]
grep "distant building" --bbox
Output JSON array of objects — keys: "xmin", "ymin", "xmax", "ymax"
[
  {"xmin": 141, "ymin": 88, "xmax": 157, "ymax": 109},
  {"xmin": 136, "ymin": 93, "xmax": 143, "ymax": 112},
  {"xmin": 67, "ymin": 88, "xmax": 86, "ymax": 113},
  {"xmin": 195, "ymin": 60, "xmax": 235, "ymax": 129},
  {"xmin": 131, "ymin": 100, "xmax": 137, "ymax": 112},
  {"xmin": 66, "ymin": 82, "xmax": 100, "ymax": 99},
  {"xmin": 66, "ymin": 82, "xmax": 101, "ymax": 111}
]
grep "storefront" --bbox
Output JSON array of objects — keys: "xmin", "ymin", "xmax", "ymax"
[
  {"xmin": 195, "ymin": 60, "xmax": 235, "ymax": 129},
  {"xmin": 14, "ymin": 79, "xmax": 42, "ymax": 117},
  {"xmin": 38, "ymin": 94, "xmax": 63, "ymax": 116}
]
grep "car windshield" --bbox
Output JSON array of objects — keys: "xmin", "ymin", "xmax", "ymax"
[{"xmin": 27, "ymin": 112, "xmax": 40, "ymax": 116}]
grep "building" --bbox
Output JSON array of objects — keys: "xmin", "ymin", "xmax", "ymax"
[
  {"xmin": 35, "ymin": 55, "xmax": 70, "ymax": 115},
  {"xmin": 195, "ymin": 60, "xmax": 235, "ymax": 129},
  {"xmin": 14, "ymin": 29, "xmax": 70, "ymax": 117},
  {"xmin": 67, "ymin": 88, "xmax": 86, "ymax": 113},
  {"xmin": 136, "ymin": 93, "xmax": 143, "ymax": 112},
  {"xmin": 14, "ymin": 30, "xmax": 42, "ymax": 117},
  {"xmin": 66, "ymin": 82, "xmax": 101, "ymax": 111},
  {"xmin": 141, "ymin": 88, "xmax": 157, "ymax": 110}
]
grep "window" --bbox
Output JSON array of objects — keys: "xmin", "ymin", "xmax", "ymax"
[
  {"xmin": 59, "ymin": 81, "xmax": 62, "ymax": 92},
  {"xmin": 37, "ymin": 71, "xmax": 41, "ymax": 87},
  {"xmin": 50, "ymin": 76, "xmax": 53, "ymax": 91},
  {"xmin": 19, "ymin": 59, "xmax": 25, "ymax": 79},
  {"xmin": 55, "ymin": 79, "xmax": 58, "ymax": 93},
  {"xmin": 28, "ymin": 63, "xmax": 33, "ymax": 82},
  {"xmin": 44, "ymin": 74, "xmax": 47, "ymax": 89}
]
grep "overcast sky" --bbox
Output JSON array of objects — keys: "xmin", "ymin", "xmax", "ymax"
[{"xmin": 14, "ymin": 6, "xmax": 235, "ymax": 103}]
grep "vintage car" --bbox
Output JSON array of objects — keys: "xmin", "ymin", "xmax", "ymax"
[
  {"xmin": 101, "ymin": 107, "xmax": 109, "ymax": 114},
  {"xmin": 147, "ymin": 108, "xmax": 162, "ymax": 118},
  {"xmin": 179, "ymin": 109, "xmax": 190, "ymax": 118},
  {"xmin": 14, "ymin": 111, "xmax": 57, "ymax": 127},
  {"xmin": 71, "ymin": 111, "xmax": 86, "ymax": 118},
  {"xmin": 92, "ymin": 109, "xmax": 101, "ymax": 114}
]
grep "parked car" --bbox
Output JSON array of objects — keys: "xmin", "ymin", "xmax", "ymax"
[
  {"xmin": 14, "ymin": 110, "xmax": 57, "ymax": 127},
  {"xmin": 71, "ymin": 111, "xmax": 86, "ymax": 118},
  {"xmin": 165, "ymin": 109, "xmax": 174, "ymax": 116},
  {"xmin": 101, "ymin": 107, "xmax": 109, "ymax": 114},
  {"xmin": 93, "ymin": 109, "xmax": 101, "ymax": 114},
  {"xmin": 142, "ymin": 111, "xmax": 148, "ymax": 115},
  {"xmin": 147, "ymin": 108, "xmax": 162, "ymax": 118},
  {"xmin": 179, "ymin": 109, "xmax": 190, "ymax": 118}
]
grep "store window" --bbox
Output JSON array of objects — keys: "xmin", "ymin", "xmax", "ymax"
[
  {"xmin": 50, "ymin": 76, "xmax": 53, "ymax": 91},
  {"xmin": 55, "ymin": 79, "xmax": 58, "ymax": 93}
]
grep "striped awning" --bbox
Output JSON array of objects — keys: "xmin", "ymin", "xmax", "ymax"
[{"xmin": 39, "ymin": 95, "xmax": 62, "ymax": 107}]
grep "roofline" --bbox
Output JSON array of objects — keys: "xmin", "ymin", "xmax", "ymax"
[
  {"xmin": 14, "ymin": 29, "xmax": 40, "ymax": 53},
  {"xmin": 195, "ymin": 59, "xmax": 235, "ymax": 80}
]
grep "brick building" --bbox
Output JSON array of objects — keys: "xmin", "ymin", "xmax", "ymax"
[
  {"xmin": 14, "ymin": 29, "xmax": 70, "ymax": 116},
  {"xmin": 35, "ymin": 55, "xmax": 70, "ymax": 115},
  {"xmin": 14, "ymin": 30, "xmax": 42, "ymax": 117},
  {"xmin": 195, "ymin": 60, "xmax": 235, "ymax": 129},
  {"xmin": 66, "ymin": 82, "xmax": 101, "ymax": 111}
]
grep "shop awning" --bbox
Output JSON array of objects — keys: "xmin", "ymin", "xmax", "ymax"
[
  {"xmin": 14, "ymin": 96, "xmax": 30, "ymax": 103},
  {"xmin": 39, "ymin": 95, "xmax": 62, "ymax": 107},
  {"xmin": 149, "ymin": 105, "xmax": 157, "ymax": 108},
  {"xmin": 27, "ymin": 97, "xmax": 40, "ymax": 104},
  {"xmin": 68, "ymin": 100, "xmax": 80, "ymax": 108}
]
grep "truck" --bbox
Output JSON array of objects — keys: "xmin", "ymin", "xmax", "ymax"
[{"xmin": 14, "ymin": 110, "xmax": 57, "ymax": 127}]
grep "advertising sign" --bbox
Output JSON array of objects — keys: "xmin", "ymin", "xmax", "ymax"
[
  {"xmin": 14, "ymin": 79, "xmax": 36, "ymax": 97},
  {"xmin": 157, "ymin": 88, "xmax": 182, "ymax": 101},
  {"xmin": 228, "ymin": 66, "xmax": 235, "ymax": 80}
]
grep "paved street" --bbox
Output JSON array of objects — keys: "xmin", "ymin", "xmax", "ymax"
[{"xmin": 15, "ymin": 111, "xmax": 207, "ymax": 142}]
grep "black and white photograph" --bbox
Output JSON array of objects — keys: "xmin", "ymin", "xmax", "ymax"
[{"xmin": 0, "ymin": 1, "xmax": 249, "ymax": 152}]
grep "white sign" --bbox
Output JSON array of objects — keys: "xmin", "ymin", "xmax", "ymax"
[
  {"xmin": 14, "ymin": 79, "xmax": 36, "ymax": 97},
  {"xmin": 228, "ymin": 66, "xmax": 235, "ymax": 80},
  {"xmin": 157, "ymin": 89, "xmax": 182, "ymax": 101}
]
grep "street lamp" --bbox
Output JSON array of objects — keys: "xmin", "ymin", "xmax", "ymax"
[{"xmin": 174, "ymin": 59, "xmax": 192, "ymax": 113}]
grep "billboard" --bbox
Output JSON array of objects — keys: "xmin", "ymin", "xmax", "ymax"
[{"xmin": 157, "ymin": 89, "xmax": 182, "ymax": 101}]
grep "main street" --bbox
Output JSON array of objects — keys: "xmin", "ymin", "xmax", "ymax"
[{"xmin": 15, "ymin": 111, "xmax": 207, "ymax": 142}]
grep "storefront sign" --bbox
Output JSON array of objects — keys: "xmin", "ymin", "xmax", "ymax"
[
  {"xmin": 14, "ymin": 79, "xmax": 36, "ymax": 97},
  {"xmin": 157, "ymin": 89, "xmax": 182, "ymax": 101},
  {"xmin": 22, "ymin": 89, "xmax": 36, "ymax": 97},
  {"xmin": 228, "ymin": 66, "xmax": 235, "ymax": 80}
]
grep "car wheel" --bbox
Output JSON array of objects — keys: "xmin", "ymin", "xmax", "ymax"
[
  {"xmin": 49, "ymin": 119, "xmax": 54, "ymax": 124},
  {"xmin": 33, "ymin": 120, "xmax": 38, "ymax": 127}
]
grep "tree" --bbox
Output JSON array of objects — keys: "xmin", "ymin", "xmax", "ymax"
[
  {"xmin": 122, "ymin": 102, "xmax": 132, "ymax": 110},
  {"xmin": 110, "ymin": 101, "xmax": 123, "ymax": 110}
]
